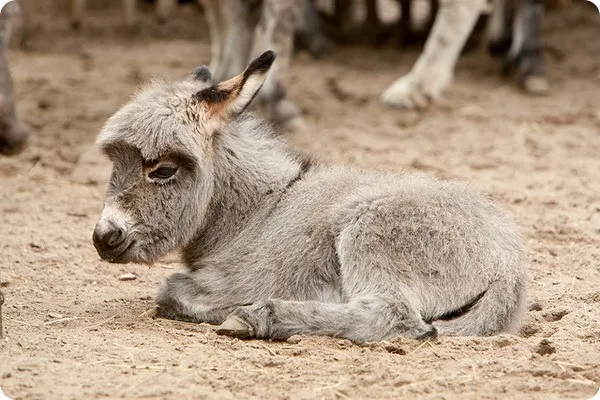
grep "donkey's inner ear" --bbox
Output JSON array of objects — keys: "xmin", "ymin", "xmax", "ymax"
[
  {"xmin": 192, "ymin": 66, "xmax": 213, "ymax": 83},
  {"xmin": 195, "ymin": 50, "xmax": 277, "ymax": 119}
]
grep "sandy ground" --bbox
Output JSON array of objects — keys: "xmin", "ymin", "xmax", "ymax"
[{"xmin": 1, "ymin": 1, "xmax": 599, "ymax": 399}]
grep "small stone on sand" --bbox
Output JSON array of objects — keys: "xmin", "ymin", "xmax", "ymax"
[{"xmin": 118, "ymin": 273, "xmax": 138, "ymax": 281}]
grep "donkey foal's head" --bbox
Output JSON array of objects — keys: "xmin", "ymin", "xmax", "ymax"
[{"xmin": 92, "ymin": 51, "xmax": 276, "ymax": 264}]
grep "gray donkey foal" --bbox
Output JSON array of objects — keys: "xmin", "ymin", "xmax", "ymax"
[{"xmin": 93, "ymin": 51, "xmax": 528, "ymax": 343}]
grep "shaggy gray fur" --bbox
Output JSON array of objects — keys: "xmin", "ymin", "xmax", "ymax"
[{"xmin": 93, "ymin": 51, "xmax": 528, "ymax": 343}]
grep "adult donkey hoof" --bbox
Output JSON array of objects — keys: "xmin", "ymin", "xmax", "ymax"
[
  {"xmin": 0, "ymin": 122, "xmax": 29, "ymax": 156},
  {"xmin": 216, "ymin": 315, "xmax": 255, "ymax": 339},
  {"xmin": 381, "ymin": 76, "xmax": 432, "ymax": 110},
  {"xmin": 273, "ymin": 99, "xmax": 305, "ymax": 131},
  {"xmin": 522, "ymin": 75, "xmax": 549, "ymax": 96},
  {"xmin": 381, "ymin": 71, "xmax": 450, "ymax": 110},
  {"xmin": 283, "ymin": 115, "xmax": 307, "ymax": 133}
]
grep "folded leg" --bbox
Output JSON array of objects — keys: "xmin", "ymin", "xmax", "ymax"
[
  {"xmin": 155, "ymin": 272, "xmax": 236, "ymax": 324},
  {"xmin": 217, "ymin": 296, "xmax": 437, "ymax": 343}
]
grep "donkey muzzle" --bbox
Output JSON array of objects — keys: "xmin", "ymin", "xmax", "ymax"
[{"xmin": 92, "ymin": 218, "xmax": 130, "ymax": 263}]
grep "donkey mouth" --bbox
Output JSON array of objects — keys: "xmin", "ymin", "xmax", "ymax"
[{"xmin": 96, "ymin": 240, "xmax": 137, "ymax": 264}]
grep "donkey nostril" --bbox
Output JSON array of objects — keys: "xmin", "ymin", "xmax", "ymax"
[
  {"xmin": 104, "ymin": 227, "xmax": 125, "ymax": 249},
  {"xmin": 93, "ymin": 221, "xmax": 126, "ymax": 253}
]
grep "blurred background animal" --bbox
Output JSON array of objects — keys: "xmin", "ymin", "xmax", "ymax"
[
  {"xmin": 0, "ymin": 1, "xmax": 29, "ymax": 155},
  {"xmin": 199, "ymin": 0, "xmax": 307, "ymax": 130},
  {"xmin": 321, "ymin": 0, "xmax": 549, "ymax": 109},
  {"xmin": 70, "ymin": 0, "xmax": 177, "ymax": 28},
  {"xmin": 197, "ymin": 0, "xmax": 550, "ymax": 117},
  {"xmin": 0, "ymin": 0, "xmax": 568, "ymax": 156}
]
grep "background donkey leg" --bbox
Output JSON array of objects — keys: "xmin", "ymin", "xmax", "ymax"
[
  {"xmin": 199, "ymin": 0, "xmax": 228, "ymax": 75},
  {"xmin": 0, "ymin": 2, "xmax": 30, "ymax": 155},
  {"xmin": 506, "ymin": 0, "xmax": 548, "ymax": 95},
  {"xmin": 212, "ymin": 0, "xmax": 262, "ymax": 81},
  {"xmin": 488, "ymin": 0, "xmax": 513, "ymax": 56},
  {"xmin": 155, "ymin": 0, "xmax": 176, "ymax": 23},
  {"xmin": 487, "ymin": 0, "xmax": 548, "ymax": 94},
  {"xmin": 70, "ymin": 0, "xmax": 86, "ymax": 29},
  {"xmin": 251, "ymin": 0, "xmax": 305, "ymax": 130},
  {"xmin": 294, "ymin": 0, "xmax": 330, "ymax": 59},
  {"xmin": 381, "ymin": 0, "xmax": 487, "ymax": 109},
  {"xmin": 123, "ymin": 0, "xmax": 138, "ymax": 28}
]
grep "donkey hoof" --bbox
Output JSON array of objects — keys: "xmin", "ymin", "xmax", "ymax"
[
  {"xmin": 416, "ymin": 326, "xmax": 438, "ymax": 341},
  {"xmin": 523, "ymin": 76, "xmax": 549, "ymax": 96},
  {"xmin": 283, "ymin": 116, "xmax": 307, "ymax": 133},
  {"xmin": 215, "ymin": 316, "xmax": 255, "ymax": 339},
  {"xmin": 273, "ymin": 100, "xmax": 301, "ymax": 126},
  {"xmin": 380, "ymin": 75, "xmax": 430, "ymax": 110},
  {"xmin": 0, "ymin": 122, "xmax": 30, "ymax": 156}
]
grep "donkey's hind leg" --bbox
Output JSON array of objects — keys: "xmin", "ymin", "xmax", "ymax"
[
  {"xmin": 217, "ymin": 296, "xmax": 436, "ymax": 343},
  {"xmin": 217, "ymin": 200, "xmax": 436, "ymax": 343}
]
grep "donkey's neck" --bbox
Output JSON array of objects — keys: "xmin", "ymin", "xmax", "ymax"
[{"xmin": 182, "ymin": 116, "xmax": 308, "ymax": 266}]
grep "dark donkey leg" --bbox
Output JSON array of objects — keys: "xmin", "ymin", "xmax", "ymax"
[
  {"xmin": 490, "ymin": 0, "xmax": 548, "ymax": 95},
  {"xmin": 294, "ymin": 0, "xmax": 331, "ymax": 59},
  {"xmin": 0, "ymin": 288, "xmax": 4, "ymax": 339},
  {"xmin": 251, "ymin": 0, "xmax": 305, "ymax": 130},
  {"xmin": 509, "ymin": 0, "xmax": 548, "ymax": 94},
  {"xmin": 213, "ymin": 0, "xmax": 263, "ymax": 82},
  {"xmin": 0, "ymin": 2, "xmax": 30, "ymax": 155}
]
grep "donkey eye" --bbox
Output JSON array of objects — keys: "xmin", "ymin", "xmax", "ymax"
[{"xmin": 149, "ymin": 166, "xmax": 178, "ymax": 180}]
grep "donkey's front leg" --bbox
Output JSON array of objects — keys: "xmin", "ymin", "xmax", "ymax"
[
  {"xmin": 155, "ymin": 273, "xmax": 235, "ymax": 325},
  {"xmin": 216, "ymin": 296, "xmax": 437, "ymax": 343}
]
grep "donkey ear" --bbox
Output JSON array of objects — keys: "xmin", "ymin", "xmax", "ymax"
[{"xmin": 194, "ymin": 50, "xmax": 276, "ymax": 120}]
